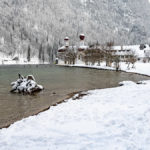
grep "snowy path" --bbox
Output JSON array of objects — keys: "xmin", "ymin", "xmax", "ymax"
[{"xmin": 0, "ymin": 81, "xmax": 150, "ymax": 150}]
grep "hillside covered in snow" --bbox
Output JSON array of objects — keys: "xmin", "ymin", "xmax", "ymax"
[{"xmin": 0, "ymin": 0, "xmax": 150, "ymax": 59}]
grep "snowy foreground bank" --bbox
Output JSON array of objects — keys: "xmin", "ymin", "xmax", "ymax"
[
  {"xmin": 0, "ymin": 80, "xmax": 150, "ymax": 149},
  {"xmin": 0, "ymin": 61, "xmax": 150, "ymax": 150}
]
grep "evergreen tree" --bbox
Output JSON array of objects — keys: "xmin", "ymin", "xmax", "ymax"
[
  {"xmin": 39, "ymin": 44, "xmax": 42, "ymax": 60},
  {"xmin": 47, "ymin": 44, "xmax": 52, "ymax": 63},
  {"xmin": 42, "ymin": 49, "xmax": 45, "ymax": 63},
  {"xmin": 27, "ymin": 45, "xmax": 31, "ymax": 62}
]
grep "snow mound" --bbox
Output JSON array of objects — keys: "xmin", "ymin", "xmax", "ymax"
[
  {"xmin": 137, "ymin": 80, "xmax": 147, "ymax": 85},
  {"xmin": 119, "ymin": 81, "xmax": 136, "ymax": 86}
]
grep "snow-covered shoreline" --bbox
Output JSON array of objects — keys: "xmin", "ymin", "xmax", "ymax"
[
  {"xmin": 0, "ymin": 62, "xmax": 150, "ymax": 150},
  {"xmin": 0, "ymin": 53, "xmax": 50, "ymax": 65},
  {"xmin": 0, "ymin": 59, "xmax": 50, "ymax": 66},
  {"xmin": 58, "ymin": 61, "xmax": 150, "ymax": 77}
]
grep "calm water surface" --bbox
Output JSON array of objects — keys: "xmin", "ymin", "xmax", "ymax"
[{"xmin": 0, "ymin": 65, "xmax": 149, "ymax": 128}]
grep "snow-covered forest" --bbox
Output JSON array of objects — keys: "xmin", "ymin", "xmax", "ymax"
[{"xmin": 0, "ymin": 0, "xmax": 150, "ymax": 60}]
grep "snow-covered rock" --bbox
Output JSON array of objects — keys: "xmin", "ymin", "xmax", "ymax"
[{"xmin": 10, "ymin": 74, "xmax": 44, "ymax": 94}]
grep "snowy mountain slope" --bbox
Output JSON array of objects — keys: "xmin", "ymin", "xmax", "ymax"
[{"xmin": 0, "ymin": 0, "xmax": 150, "ymax": 58}]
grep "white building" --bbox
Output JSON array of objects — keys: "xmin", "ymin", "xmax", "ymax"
[
  {"xmin": 112, "ymin": 44, "xmax": 150, "ymax": 62},
  {"xmin": 57, "ymin": 34, "xmax": 88, "ymax": 61}
]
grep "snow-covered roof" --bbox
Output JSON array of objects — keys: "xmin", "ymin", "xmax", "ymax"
[
  {"xmin": 78, "ymin": 45, "xmax": 88, "ymax": 50},
  {"xmin": 113, "ymin": 44, "xmax": 150, "ymax": 58},
  {"xmin": 58, "ymin": 45, "xmax": 88, "ymax": 52},
  {"xmin": 64, "ymin": 37, "xmax": 69, "ymax": 40},
  {"xmin": 80, "ymin": 34, "xmax": 85, "ymax": 37},
  {"xmin": 58, "ymin": 46, "xmax": 77, "ymax": 53},
  {"xmin": 58, "ymin": 46, "xmax": 66, "ymax": 50},
  {"xmin": 58, "ymin": 46, "xmax": 77, "ymax": 50},
  {"xmin": 113, "ymin": 44, "xmax": 150, "ymax": 51}
]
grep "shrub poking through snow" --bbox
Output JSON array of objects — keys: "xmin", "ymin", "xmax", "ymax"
[{"xmin": 10, "ymin": 74, "xmax": 44, "ymax": 94}]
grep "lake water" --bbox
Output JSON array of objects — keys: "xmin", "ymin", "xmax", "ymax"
[{"xmin": 0, "ymin": 65, "xmax": 149, "ymax": 128}]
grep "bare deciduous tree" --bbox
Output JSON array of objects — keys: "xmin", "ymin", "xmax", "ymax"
[
  {"xmin": 145, "ymin": 50, "xmax": 150, "ymax": 62},
  {"xmin": 126, "ymin": 51, "xmax": 137, "ymax": 69},
  {"xmin": 64, "ymin": 49, "xmax": 76, "ymax": 65},
  {"xmin": 113, "ymin": 56, "xmax": 120, "ymax": 71}
]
